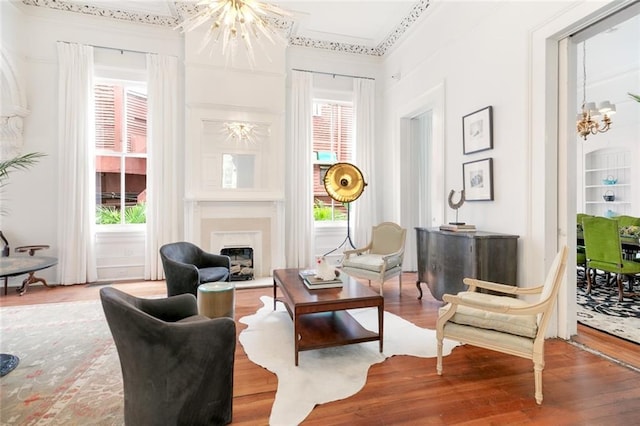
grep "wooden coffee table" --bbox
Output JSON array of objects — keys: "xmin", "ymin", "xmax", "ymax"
[{"xmin": 273, "ymin": 268, "xmax": 384, "ymax": 366}]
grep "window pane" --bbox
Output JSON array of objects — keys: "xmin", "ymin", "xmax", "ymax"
[
  {"xmin": 126, "ymin": 90, "xmax": 147, "ymax": 154},
  {"xmin": 95, "ymin": 155, "xmax": 122, "ymax": 224},
  {"xmin": 94, "ymin": 81, "xmax": 147, "ymax": 225},
  {"xmin": 124, "ymin": 157, "xmax": 146, "ymax": 224},
  {"xmin": 95, "ymin": 84, "xmax": 121, "ymax": 154},
  {"xmin": 312, "ymin": 101, "xmax": 353, "ymax": 221}
]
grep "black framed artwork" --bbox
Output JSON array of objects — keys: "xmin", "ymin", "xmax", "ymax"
[
  {"xmin": 462, "ymin": 106, "xmax": 493, "ymax": 154},
  {"xmin": 463, "ymin": 158, "xmax": 493, "ymax": 201}
]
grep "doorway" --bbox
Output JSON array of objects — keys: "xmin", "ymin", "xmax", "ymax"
[
  {"xmin": 398, "ymin": 82, "xmax": 446, "ymax": 272},
  {"xmin": 568, "ymin": 6, "xmax": 640, "ymax": 351}
]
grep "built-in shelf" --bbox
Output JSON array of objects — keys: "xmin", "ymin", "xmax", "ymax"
[
  {"xmin": 584, "ymin": 184, "xmax": 630, "ymax": 189},
  {"xmin": 585, "ymin": 201, "xmax": 631, "ymax": 205},
  {"xmin": 582, "ymin": 148, "xmax": 633, "ymax": 217},
  {"xmin": 585, "ymin": 166, "xmax": 631, "ymax": 173}
]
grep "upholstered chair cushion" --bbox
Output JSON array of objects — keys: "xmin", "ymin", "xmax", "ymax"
[
  {"xmin": 342, "ymin": 253, "xmax": 402, "ymax": 273},
  {"xmin": 439, "ymin": 292, "xmax": 538, "ymax": 339}
]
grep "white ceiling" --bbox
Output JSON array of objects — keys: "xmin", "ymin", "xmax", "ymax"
[{"xmin": 24, "ymin": 0, "xmax": 425, "ymax": 56}]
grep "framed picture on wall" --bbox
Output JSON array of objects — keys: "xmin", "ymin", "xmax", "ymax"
[
  {"xmin": 463, "ymin": 106, "xmax": 493, "ymax": 154},
  {"xmin": 463, "ymin": 158, "xmax": 493, "ymax": 201}
]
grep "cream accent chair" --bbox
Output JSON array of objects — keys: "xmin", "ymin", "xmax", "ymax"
[
  {"xmin": 341, "ymin": 222, "xmax": 407, "ymax": 296},
  {"xmin": 436, "ymin": 246, "xmax": 568, "ymax": 405}
]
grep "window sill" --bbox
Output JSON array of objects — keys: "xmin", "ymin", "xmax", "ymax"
[
  {"xmin": 314, "ymin": 221, "xmax": 347, "ymax": 229},
  {"xmin": 96, "ymin": 224, "xmax": 145, "ymax": 234}
]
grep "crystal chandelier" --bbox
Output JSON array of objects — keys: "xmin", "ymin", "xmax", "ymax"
[
  {"xmin": 576, "ymin": 41, "xmax": 615, "ymax": 140},
  {"xmin": 177, "ymin": 0, "xmax": 292, "ymax": 66}
]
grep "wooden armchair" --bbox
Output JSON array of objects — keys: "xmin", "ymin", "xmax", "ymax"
[
  {"xmin": 341, "ymin": 222, "xmax": 406, "ymax": 296},
  {"xmin": 436, "ymin": 246, "xmax": 568, "ymax": 404}
]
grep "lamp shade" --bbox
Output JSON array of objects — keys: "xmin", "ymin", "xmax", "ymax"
[
  {"xmin": 598, "ymin": 101, "xmax": 616, "ymax": 115},
  {"xmin": 323, "ymin": 162, "xmax": 366, "ymax": 203}
]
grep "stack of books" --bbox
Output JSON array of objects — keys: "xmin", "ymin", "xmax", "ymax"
[
  {"xmin": 298, "ymin": 270, "xmax": 343, "ymax": 289},
  {"xmin": 439, "ymin": 224, "xmax": 476, "ymax": 232}
]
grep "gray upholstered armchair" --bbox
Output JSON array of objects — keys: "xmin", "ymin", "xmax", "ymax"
[
  {"xmin": 100, "ymin": 286, "xmax": 236, "ymax": 425},
  {"xmin": 160, "ymin": 241, "xmax": 231, "ymax": 297}
]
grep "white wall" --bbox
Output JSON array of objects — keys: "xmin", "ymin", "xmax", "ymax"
[
  {"xmin": 382, "ymin": 1, "xmax": 564, "ymax": 238},
  {"xmin": 379, "ymin": 0, "xmax": 635, "ymax": 339},
  {"xmin": 1, "ymin": 2, "xmax": 182, "ymax": 284}
]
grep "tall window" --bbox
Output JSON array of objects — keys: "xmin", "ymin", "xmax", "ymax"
[
  {"xmin": 94, "ymin": 81, "xmax": 148, "ymax": 225},
  {"xmin": 312, "ymin": 100, "xmax": 354, "ymax": 221}
]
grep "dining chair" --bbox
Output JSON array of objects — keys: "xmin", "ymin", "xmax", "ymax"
[
  {"xmin": 582, "ymin": 216, "xmax": 640, "ymax": 301},
  {"xmin": 576, "ymin": 214, "xmax": 591, "ymax": 283},
  {"xmin": 436, "ymin": 246, "xmax": 568, "ymax": 405}
]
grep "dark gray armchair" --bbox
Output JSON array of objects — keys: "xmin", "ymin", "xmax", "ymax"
[
  {"xmin": 100, "ymin": 286, "xmax": 236, "ymax": 425},
  {"xmin": 160, "ymin": 242, "xmax": 231, "ymax": 297}
]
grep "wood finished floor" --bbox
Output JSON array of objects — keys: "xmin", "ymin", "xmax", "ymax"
[{"xmin": 1, "ymin": 273, "xmax": 639, "ymax": 425}]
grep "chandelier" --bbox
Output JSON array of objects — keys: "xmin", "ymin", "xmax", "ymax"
[
  {"xmin": 576, "ymin": 41, "xmax": 615, "ymax": 140},
  {"xmin": 225, "ymin": 122, "xmax": 256, "ymax": 143},
  {"xmin": 177, "ymin": 0, "xmax": 292, "ymax": 66}
]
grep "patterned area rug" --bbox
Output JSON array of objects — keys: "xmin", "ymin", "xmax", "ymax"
[
  {"xmin": 0, "ymin": 301, "xmax": 124, "ymax": 425},
  {"xmin": 576, "ymin": 276, "xmax": 640, "ymax": 344}
]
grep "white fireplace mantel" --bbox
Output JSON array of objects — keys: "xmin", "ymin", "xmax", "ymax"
[{"xmin": 184, "ymin": 198, "xmax": 285, "ymax": 279}]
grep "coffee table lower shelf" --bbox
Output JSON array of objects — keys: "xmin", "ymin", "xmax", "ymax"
[
  {"xmin": 295, "ymin": 310, "xmax": 380, "ymax": 352},
  {"xmin": 272, "ymin": 269, "xmax": 384, "ymax": 366}
]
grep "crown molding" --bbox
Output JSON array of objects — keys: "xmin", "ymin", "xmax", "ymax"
[{"xmin": 20, "ymin": 0, "xmax": 431, "ymax": 57}]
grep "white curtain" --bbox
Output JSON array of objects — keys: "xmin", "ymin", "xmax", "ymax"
[
  {"xmin": 286, "ymin": 71, "xmax": 314, "ymax": 268},
  {"xmin": 145, "ymin": 54, "xmax": 180, "ymax": 280},
  {"xmin": 56, "ymin": 42, "xmax": 97, "ymax": 285},
  {"xmin": 353, "ymin": 78, "xmax": 376, "ymax": 247}
]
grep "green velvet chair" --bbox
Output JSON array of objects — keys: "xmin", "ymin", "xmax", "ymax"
[
  {"xmin": 582, "ymin": 216, "xmax": 640, "ymax": 302},
  {"xmin": 614, "ymin": 215, "xmax": 640, "ymax": 228},
  {"xmin": 576, "ymin": 214, "xmax": 591, "ymax": 282}
]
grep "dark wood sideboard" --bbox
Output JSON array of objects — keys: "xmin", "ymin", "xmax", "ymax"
[{"xmin": 415, "ymin": 227, "xmax": 519, "ymax": 301}]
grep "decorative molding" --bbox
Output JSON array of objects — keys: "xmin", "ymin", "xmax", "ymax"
[
  {"xmin": 21, "ymin": 0, "xmax": 180, "ymax": 26},
  {"xmin": 20, "ymin": 0, "xmax": 431, "ymax": 57},
  {"xmin": 0, "ymin": 48, "xmax": 30, "ymax": 160}
]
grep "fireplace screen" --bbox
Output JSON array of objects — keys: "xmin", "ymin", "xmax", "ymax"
[{"xmin": 220, "ymin": 247, "xmax": 254, "ymax": 281}]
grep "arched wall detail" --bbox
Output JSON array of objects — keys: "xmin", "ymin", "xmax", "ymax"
[{"xmin": 0, "ymin": 47, "xmax": 30, "ymax": 160}]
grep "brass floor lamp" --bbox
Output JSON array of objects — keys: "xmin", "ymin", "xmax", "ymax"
[{"xmin": 322, "ymin": 162, "xmax": 367, "ymax": 256}]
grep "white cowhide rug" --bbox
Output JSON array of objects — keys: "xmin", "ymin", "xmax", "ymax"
[{"xmin": 238, "ymin": 296, "xmax": 460, "ymax": 425}]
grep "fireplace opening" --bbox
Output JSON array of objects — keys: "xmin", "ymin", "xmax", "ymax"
[{"xmin": 220, "ymin": 247, "xmax": 254, "ymax": 281}]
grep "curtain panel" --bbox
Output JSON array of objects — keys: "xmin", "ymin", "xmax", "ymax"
[
  {"xmin": 56, "ymin": 42, "xmax": 97, "ymax": 284},
  {"xmin": 145, "ymin": 54, "xmax": 180, "ymax": 280},
  {"xmin": 286, "ymin": 71, "xmax": 314, "ymax": 268},
  {"xmin": 353, "ymin": 78, "xmax": 376, "ymax": 247}
]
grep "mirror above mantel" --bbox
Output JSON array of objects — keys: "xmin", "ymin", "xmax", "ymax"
[
  {"xmin": 186, "ymin": 106, "xmax": 284, "ymax": 205},
  {"xmin": 222, "ymin": 153, "xmax": 255, "ymax": 189}
]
